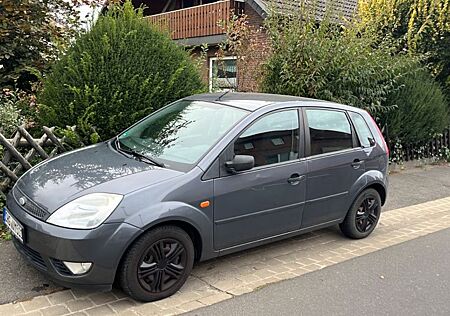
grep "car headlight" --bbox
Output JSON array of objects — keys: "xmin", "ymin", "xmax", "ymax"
[{"xmin": 47, "ymin": 193, "xmax": 123, "ymax": 229}]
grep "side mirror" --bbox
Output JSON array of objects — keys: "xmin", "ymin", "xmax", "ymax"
[
  {"xmin": 225, "ymin": 155, "xmax": 255, "ymax": 173},
  {"xmin": 368, "ymin": 137, "xmax": 376, "ymax": 147}
]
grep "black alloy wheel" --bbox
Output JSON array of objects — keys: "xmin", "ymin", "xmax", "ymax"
[
  {"xmin": 119, "ymin": 226, "xmax": 194, "ymax": 302},
  {"xmin": 137, "ymin": 238, "xmax": 187, "ymax": 293},
  {"xmin": 355, "ymin": 196, "xmax": 380, "ymax": 233},
  {"xmin": 340, "ymin": 188, "xmax": 382, "ymax": 239}
]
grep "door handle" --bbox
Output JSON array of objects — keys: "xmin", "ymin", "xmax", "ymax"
[
  {"xmin": 287, "ymin": 174, "xmax": 305, "ymax": 185},
  {"xmin": 351, "ymin": 159, "xmax": 364, "ymax": 169}
]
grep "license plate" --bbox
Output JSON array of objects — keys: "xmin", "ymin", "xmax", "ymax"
[{"xmin": 3, "ymin": 208, "xmax": 24, "ymax": 243}]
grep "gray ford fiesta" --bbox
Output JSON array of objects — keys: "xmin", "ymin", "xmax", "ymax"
[{"xmin": 3, "ymin": 93, "xmax": 389, "ymax": 301}]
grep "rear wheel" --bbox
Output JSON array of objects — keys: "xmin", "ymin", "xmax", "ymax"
[
  {"xmin": 340, "ymin": 188, "xmax": 381, "ymax": 239},
  {"xmin": 119, "ymin": 225, "xmax": 194, "ymax": 302}
]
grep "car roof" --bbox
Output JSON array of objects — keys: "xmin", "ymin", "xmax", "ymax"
[{"xmin": 184, "ymin": 92, "xmax": 357, "ymax": 112}]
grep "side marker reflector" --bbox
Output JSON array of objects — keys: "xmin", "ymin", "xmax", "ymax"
[{"xmin": 200, "ymin": 201, "xmax": 210, "ymax": 208}]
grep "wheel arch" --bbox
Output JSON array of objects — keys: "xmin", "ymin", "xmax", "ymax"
[
  {"xmin": 365, "ymin": 182, "xmax": 387, "ymax": 206},
  {"xmin": 349, "ymin": 170, "xmax": 387, "ymax": 208}
]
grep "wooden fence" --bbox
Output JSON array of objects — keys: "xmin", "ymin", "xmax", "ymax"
[
  {"xmin": 386, "ymin": 126, "xmax": 450, "ymax": 162},
  {"xmin": 0, "ymin": 126, "xmax": 66, "ymax": 197}
]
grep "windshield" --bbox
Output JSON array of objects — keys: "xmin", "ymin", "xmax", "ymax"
[{"xmin": 117, "ymin": 100, "xmax": 248, "ymax": 171}]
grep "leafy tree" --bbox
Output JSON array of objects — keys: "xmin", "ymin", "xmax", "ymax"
[
  {"xmin": 38, "ymin": 1, "xmax": 205, "ymax": 142},
  {"xmin": 358, "ymin": 0, "xmax": 450, "ymax": 99},
  {"xmin": 261, "ymin": 10, "xmax": 413, "ymax": 114},
  {"xmin": 259, "ymin": 3, "xmax": 449, "ymax": 145},
  {"xmin": 0, "ymin": 0, "xmax": 100, "ymax": 90}
]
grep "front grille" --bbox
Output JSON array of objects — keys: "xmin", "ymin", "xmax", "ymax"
[
  {"xmin": 51, "ymin": 259, "xmax": 73, "ymax": 276},
  {"xmin": 13, "ymin": 187, "xmax": 49, "ymax": 220},
  {"xmin": 13, "ymin": 238, "xmax": 47, "ymax": 271},
  {"xmin": 23, "ymin": 202, "xmax": 48, "ymax": 219}
]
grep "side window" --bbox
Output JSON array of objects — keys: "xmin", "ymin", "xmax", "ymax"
[
  {"xmin": 234, "ymin": 110, "xmax": 299, "ymax": 167},
  {"xmin": 306, "ymin": 109, "xmax": 353, "ymax": 155},
  {"xmin": 349, "ymin": 112, "xmax": 375, "ymax": 148}
]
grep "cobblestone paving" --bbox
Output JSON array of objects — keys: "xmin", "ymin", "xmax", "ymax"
[{"xmin": 2, "ymin": 197, "xmax": 450, "ymax": 316}]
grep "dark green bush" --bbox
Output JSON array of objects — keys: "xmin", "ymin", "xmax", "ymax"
[
  {"xmin": 38, "ymin": 1, "xmax": 205, "ymax": 142},
  {"xmin": 381, "ymin": 69, "xmax": 449, "ymax": 144}
]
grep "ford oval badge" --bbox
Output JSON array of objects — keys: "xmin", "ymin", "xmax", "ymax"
[{"xmin": 19, "ymin": 197, "xmax": 26, "ymax": 206}]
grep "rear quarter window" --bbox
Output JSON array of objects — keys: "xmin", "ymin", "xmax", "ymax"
[{"xmin": 349, "ymin": 112, "xmax": 375, "ymax": 148}]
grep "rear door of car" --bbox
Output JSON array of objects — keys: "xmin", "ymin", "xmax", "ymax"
[{"xmin": 301, "ymin": 107, "xmax": 367, "ymax": 228}]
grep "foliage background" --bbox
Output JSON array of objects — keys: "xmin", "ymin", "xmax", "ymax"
[
  {"xmin": 380, "ymin": 69, "xmax": 449, "ymax": 144},
  {"xmin": 38, "ymin": 1, "xmax": 205, "ymax": 142},
  {"xmin": 256, "ymin": 1, "xmax": 449, "ymax": 145},
  {"xmin": 0, "ymin": 0, "xmax": 102, "ymax": 90},
  {"xmin": 357, "ymin": 0, "xmax": 450, "ymax": 102},
  {"xmin": 260, "ymin": 8, "xmax": 413, "ymax": 114},
  {"xmin": 0, "ymin": 90, "xmax": 24, "ymax": 135}
]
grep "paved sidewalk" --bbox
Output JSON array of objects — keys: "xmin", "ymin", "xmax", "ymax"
[{"xmin": 2, "ymin": 196, "xmax": 450, "ymax": 316}]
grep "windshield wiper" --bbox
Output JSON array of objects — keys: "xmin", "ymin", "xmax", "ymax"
[{"xmin": 115, "ymin": 137, "xmax": 165, "ymax": 168}]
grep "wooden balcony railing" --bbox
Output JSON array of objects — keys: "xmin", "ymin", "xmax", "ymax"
[{"xmin": 148, "ymin": 0, "xmax": 232, "ymax": 40}]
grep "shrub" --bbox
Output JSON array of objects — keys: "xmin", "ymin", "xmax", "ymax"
[
  {"xmin": 38, "ymin": 1, "xmax": 205, "ymax": 142},
  {"xmin": 0, "ymin": 89, "xmax": 24, "ymax": 136},
  {"xmin": 381, "ymin": 69, "xmax": 449, "ymax": 144},
  {"xmin": 260, "ymin": 11, "xmax": 414, "ymax": 115},
  {"xmin": 357, "ymin": 0, "xmax": 450, "ymax": 103}
]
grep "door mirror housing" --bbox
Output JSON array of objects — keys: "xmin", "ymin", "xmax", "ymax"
[{"xmin": 225, "ymin": 155, "xmax": 255, "ymax": 173}]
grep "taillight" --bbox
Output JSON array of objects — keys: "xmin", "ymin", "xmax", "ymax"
[{"xmin": 366, "ymin": 111, "xmax": 389, "ymax": 156}]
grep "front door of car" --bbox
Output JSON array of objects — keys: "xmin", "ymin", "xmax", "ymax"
[
  {"xmin": 301, "ymin": 108, "xmax": 367, "ymax": 228},
  {"xmin": 213, "ymin": 109, "xmax": 307, "ymax": 250}
]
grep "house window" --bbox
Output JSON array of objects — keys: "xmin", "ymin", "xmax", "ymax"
[{"xmin": 209, "ymin": 56, "xmax": 237, "ymax": 92}]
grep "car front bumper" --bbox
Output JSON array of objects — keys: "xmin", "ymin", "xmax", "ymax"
[{"xmin": 6, "ymin": 192, "xmax": 142, "ymax": 290}]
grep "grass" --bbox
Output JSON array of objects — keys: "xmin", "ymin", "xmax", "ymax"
[{"xmin": 0, "ymin": 224, "xmax": 11, "ymax": 241}]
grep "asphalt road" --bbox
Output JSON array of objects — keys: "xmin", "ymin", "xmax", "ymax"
[
  {"xmin": 188, "ymin": 227, "xmax": 450, "ymax": 316},
  {"xmin": 0, "ymin": 164, "xmax": 449, "ymax": 304}
]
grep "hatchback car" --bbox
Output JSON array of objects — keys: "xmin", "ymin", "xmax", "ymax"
[{"xmin": 3, "ymin": 93, "xmax": 388, "ymax": 301}]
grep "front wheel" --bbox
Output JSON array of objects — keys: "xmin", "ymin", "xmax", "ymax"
[
  {"xmin": 339, "ymin": 188, "xmax": 382, "ymax": 239},
  {"xmin": 119, "ymin": 225, "xmax": 194, "ymax": 302}
]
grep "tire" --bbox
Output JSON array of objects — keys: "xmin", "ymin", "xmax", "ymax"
[
  {"xmin": 119, "ymin": 225, "xmax": 194, "ymax": 302},
  {"xmin": 339, "ymin": 188, "xmax": 382, "ymax": 239}
]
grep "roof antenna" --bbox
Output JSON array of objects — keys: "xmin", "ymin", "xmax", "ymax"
[{"xmin": 216, "ymin": 89, "xmax": 232, "ymax": 101}]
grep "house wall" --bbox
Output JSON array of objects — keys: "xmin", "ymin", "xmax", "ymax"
[
  {"xmin": 188, "ymin": 3, "xmax": 269, "ymax": 92},
  {"xmin": 190, "ymin": 46, "xmax": 221, "ymax": 86},
  {"xmin": 236, "ymin": 2, "xmax": 269, "ymax": 92}
]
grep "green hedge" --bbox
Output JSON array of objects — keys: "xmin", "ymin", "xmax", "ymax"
[
  {"xmin": 260, "ymin": 10, "xmax": 449, "ymax": 144},
  {"xmin": 260, "ymin": 13, "xmax": 412, "ymax": 114},
  {"xmin": 382, "ymin": 69, "xmax": 449, "ymax": 144},
  {"xmin": 38, "ymin": 1, "xmax": 205, "ymax": 142}
]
